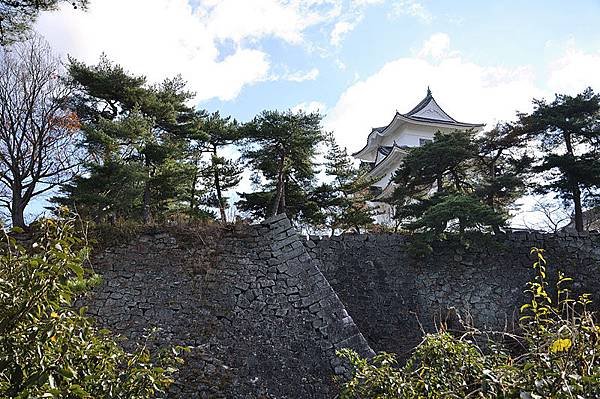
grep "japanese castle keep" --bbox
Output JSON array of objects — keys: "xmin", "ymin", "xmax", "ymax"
[{"xmin": 353, "ymin": 89, "xmax": 485, "ymax": 200}]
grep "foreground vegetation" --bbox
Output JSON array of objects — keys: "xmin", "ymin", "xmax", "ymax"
[
  {"xmin": 338, "ymin": 249, "xmax": 600, "ymax": 398},
  {"xmin": 0, "ymin": 215, "xmax": 184, "ymax": 398}
]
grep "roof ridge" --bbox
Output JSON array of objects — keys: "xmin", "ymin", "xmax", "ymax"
[
  {"xmin": 405, "ymin": 89, "xmax": 433, "ymax": 116},
  {"xmin": 403, "ymin": 88, "xmax": 460, "ymax": 123}
]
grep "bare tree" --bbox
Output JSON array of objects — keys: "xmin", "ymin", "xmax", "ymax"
[
  {"xmin": 0, "ymin": 36, "xmax": 79, "ymax": 228},
  {"xmin": 531, "ymin": 198, "xmax": 572, "ymax": 233}
]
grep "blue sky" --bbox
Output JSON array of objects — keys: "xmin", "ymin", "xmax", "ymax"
[
  {"xmin": 36, "ymin": 0, "xmax": 600, "ymax": 150},
  {"xmin": 31, "ymin": 0, "xmax": 600, "ymax": 227},
  {"xmin": 200, "ymin": 0, "xmax": 600, "ymax": 123}
]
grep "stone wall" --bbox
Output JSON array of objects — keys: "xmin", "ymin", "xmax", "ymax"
[
  {"xmin": 86, "ymin": 215, "xmax": 372, "ymax": 399},
  {"xmin": 305, "ymin": 231, "xmax": 600, "ymax": 360},
  {"xmin": 85, "ymin": 217, "xmax": 600, "ymax": 397}
]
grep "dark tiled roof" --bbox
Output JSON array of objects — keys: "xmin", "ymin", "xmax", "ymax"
[
  {"xmin": 405, "ymin": 88, "xmax": 439, "ymax": 117},
  {"xmin": 353, "ymin": 89, "xmax": 484, "ymax": 157},
  {"xmin": 377, "ymin": 146, "xmax": 393, "ymax": 156},
  {"xmin": 402, "ymin": 88, "xmax": 484, "ymax": 127},
  {"xmin": 404, "ymin": 115, "xmax": 484, "ymax": 128}
]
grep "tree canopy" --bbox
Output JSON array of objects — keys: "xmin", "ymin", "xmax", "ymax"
[
  {"xmin": 195, "ymin": 112, "xmax": 242, "ymax": 223},
  {"xmin": 0, "ymin": 0, "xmax": 87, "ymax": 45},
  {"xmin": 514, "ymin": 88, "xmax": 600, "ymax": 232},
  {"xmin": 54, "ymin": 56, "xmax": 206, "ymax": 224},
  {"xmin": 237, "ymin": 110, "xmax": 324, "ymax": 223},
  {"xmin": 391, "ymin": 130, "xmax": 516, "ymax": 236}
]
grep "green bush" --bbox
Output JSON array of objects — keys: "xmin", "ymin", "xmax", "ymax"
[
  {"xmin": 338, "ymin": 248, "xmax": 600, "ymax": 398},
  {"xmin": 0, "ymin": 215, "xmax": 184, "ymax": 398}
]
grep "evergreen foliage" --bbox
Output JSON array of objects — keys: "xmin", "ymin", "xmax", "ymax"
[
  {"xmin": 475, "ymin": 122, "xmax": 530, "ymax": 217},
  {"xmin": 0, "ymin": 1, "xmax": 87, "ymax": 45},
  {"xmin": 237, "ymin": 110, "xmax": 325, "ymax": 222},
  {"xmin": 53, "ymin": 56, "xmax": 207, "ymax": 224},
  {"xmin": 313, "ymin": 134, "xmax": 375, "ymax": 233},
  {"xmin": 0, "ymin": 214, "xmax": 184, "ymax": 398},
  {"xmin": 391, "ymin": 130, "xmax": 518, "ymax": 236},
  {"xmin": 513, "ymin": 88, "xmax": 600, "ymax": 232}
]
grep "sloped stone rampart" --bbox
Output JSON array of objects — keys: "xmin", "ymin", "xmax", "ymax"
[
  {"xmin": 305, "ymin": 231, "xmax": 600, "ymax": 361},
  {"xmin": 86, "ymin": 215, "xmax": 372, "ymax": 398},
  {"xmin": 85, "ymin": 216, "xmax": 600, "ymax": 396}
]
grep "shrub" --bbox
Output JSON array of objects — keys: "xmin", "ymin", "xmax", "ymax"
[
  {"xmin": 0, "ymin": 215, "xmax": 184, "ymax": 398},
  {"xmin": 338, "ymin": 248, "xmax": 600, "ymax": 398}
]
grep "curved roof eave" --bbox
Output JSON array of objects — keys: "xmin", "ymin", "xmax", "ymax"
[
  {"xmin": 367, "ymin": 145, "xmax": 409, "ymax": 179},
  {"xmin": 376, "ymin": 181, "xmax": 397, "ymax": 200},
  {"xmin": 353, "ymin": 91, "xmax": 486, "ymax": 159},
  {"xmin": 352, "ymin": 119, "xmax": 398, "ymax": 158}
]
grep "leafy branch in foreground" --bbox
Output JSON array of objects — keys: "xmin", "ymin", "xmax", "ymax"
[
  {"xmin": 0, "ymin": 213, "xmax": 185, "ymax": 398},
  {"xmin": 338, "ymin": 248, "xmax": 600, "ymax": 398}
]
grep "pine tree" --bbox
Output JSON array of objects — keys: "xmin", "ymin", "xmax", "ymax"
[
  {"xmin": 474, "ymin": 123, "xmax": 530, "ymax": 232},
  {"xmin": 0, "ymin": 1, "xmax": 87, "ymax": 45},
  {"xmin": 54, "ymin": 56, "xmax": 205, "ymax": 223},
  {"xmin": 514, "ymin": 88, "xmax": 600, "ymax": 232},
  {"xmin": 237, "ymin": 110, "xmax": 324, "ymax": 222},
  {"xmin": 314, "ymin": 134, "xmax": 374, "ymax": 234},
  {"xmin": 196, "ymin": 112, "xmax": 242, "ymax": 223},
  {"xmin": 391, "ymin": 130, "xmax": 510, "ymax": 236}
]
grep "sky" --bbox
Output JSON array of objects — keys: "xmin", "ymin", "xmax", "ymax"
[{"xmin": 32, "ymin": 0, "xmax": 600, "ymax": 227}]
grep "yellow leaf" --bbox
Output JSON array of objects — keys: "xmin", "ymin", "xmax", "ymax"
[
  {"xmin": 549, "ymin": 338, "xmax": 572, "ymax": 353},
  {"xmin": 50, "ymin": 311, "xmax": 59, "ymax": 318}
]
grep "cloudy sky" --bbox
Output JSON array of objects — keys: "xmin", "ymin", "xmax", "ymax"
[{"xmin": 33, "ymin": 0, "xmax": 600, "ymax": 226}]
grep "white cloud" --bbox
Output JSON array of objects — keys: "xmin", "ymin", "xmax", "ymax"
[
  {"xmin": 35, "ymin": 0, "xmax": 270, "ymax": 102},
  {"xmin": 292, "ymin": 101, "xmax": 327, "ymax": 113},
  {"xmin": 198, "ymin": 0, "xmax": 343, "ymax": 45},
  {"xmin": 389, "ymin": 0, "xmax": 433, "ymax": 24},
  {"xmin": 33, "ymin": 0, "xmax": 440, "ymax": 104},
  {"xmin": 34, "ymin": 0, "xmax": 344, "ymax": 103},
  {"xmin": 330, "ymin": 19, "xmax": 359, "ymax": 46},
  {"xmin": 325, "ymin": 33, "xmax": 542, "ymax": 153},
  {"xmin": 351, "ymin": 0, "xmax": 384, "ymax": 5},
  {"xmin": 282, "ymin": 67, "xmax": 320, "ymax": 82},
  {"xmin": 547, "ymin": 46, "xmax": 600, "ymax": 95},
  {"xmin": 331, "ymin": 0, "xmax": 432, "ymax": 47},
  {"xmin": 417, "ymin": 32, "xmax": 451, "ymax": 59}
]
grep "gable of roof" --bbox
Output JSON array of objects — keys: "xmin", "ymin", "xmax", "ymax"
[
  {"xmin": 403, "ymin": 88, "xmax": 482, "ymax": 127},
  {"xmin": 352, "ymin": 89, "xmax": 485, "ymax": 159}
]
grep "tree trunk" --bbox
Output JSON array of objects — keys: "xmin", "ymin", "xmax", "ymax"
[
  {"xmin": 142, "ymin": 184, "xmax": 151, "ymax": 224},
  {"xmin": 573, "ymin": 183, "xmax": 584, "ymax": 232},
  {"xmin": 436, "ymin": 174, "xmax": 443, "ymax": 193},
  {"xmin": 278, "ymin": 179, "xmax": 286, "ymax": 215},
  {"xmin": 214, "ymin": 167, "xmax": 227, "ymax": 222},
  {"xmin": 190, "ymin": 157, "xmax": 199, "ymax": 215},
  {"xmin": 189, "ymin": 172, "xmax": 197, "ymax": 214},
  {"xmin": 11, "ymin": 195, "xmax": 26, "ymax": 229},
  {"xmin": 213, "ymin": 147, "xmax": 227, "ymax": 223},
  {"xmin": 565, "ymin": 132, "xmax": 584, "ymax": 232},
  {"xmin": 271, "ymin": 153, "xmax": 285, "ymax": 217},
  {"xmin": 142, "ymin": 164, "xmax": 152, "ymax": 224}
]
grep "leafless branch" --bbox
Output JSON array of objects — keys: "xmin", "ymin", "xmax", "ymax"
[{"xmin": 0, "ymin": 35, "xmax": 81, "ymax": 226}]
